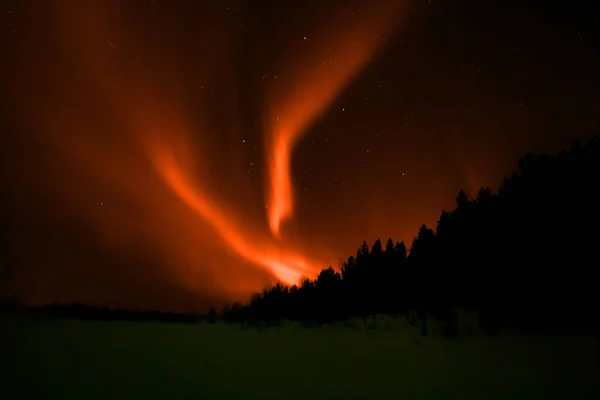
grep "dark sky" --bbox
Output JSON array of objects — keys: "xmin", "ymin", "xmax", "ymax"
[{"xmin": 1, "ymin": 0, "xmax": 599, "ymax": 311}]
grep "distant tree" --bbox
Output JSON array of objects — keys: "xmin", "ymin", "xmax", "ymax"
[
  {"xmin": 394, "ymin": 241, "xmax": 407, "ymax": 260},
  {"xmin": 341, "ymin": 256, "xmax": 357, "ymax": 282},
  {"xmin": 476, "ymin": 186, "xmax": 492, "ymax": 204},
  {"xmin": 208, "ymin": 307, "xmax": 217, "ymax": 323},
  {"xmin": 456, "ymin": 189, "xmax": 469, "ymax": 207},
  {"xmin": 315, "ymin": 267, "xmax": 343, "ymax": 322},
  {"xmin": 385, "ymin": 238, "xmax": 395, "ymax": 254},
  {"xmin": 409, "ymin": 225, "xmax": 437, "ymax": 263},
  {"xmin": 356, "ymin": 240, "xmax": 370, "ymax": 274},
  {"xmin": 370, "ymin": 238, "xmax": 383, "ymax": 262}
]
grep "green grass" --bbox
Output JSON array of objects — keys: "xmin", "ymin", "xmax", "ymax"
[{"xmin": 2, "ymin": 318, "xmax": 598, "ymax": 399}]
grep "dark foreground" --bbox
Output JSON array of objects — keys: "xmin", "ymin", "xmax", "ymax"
[{"xmin": 2, "ymin": 319, "xmax": 598, "ymax": 399}]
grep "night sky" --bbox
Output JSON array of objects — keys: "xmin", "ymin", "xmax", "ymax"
[{"xmin": 1, "ymin": 0, "xmax": 599, "ymax": 311}]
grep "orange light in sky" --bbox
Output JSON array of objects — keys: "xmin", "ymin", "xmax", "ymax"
[
  {"xmin": 144, "ymin": 2, "xmax": 409, "ymax": 286},
  {"xmin": 9, "ymin": 1, "xmax": 413, "ymax": 308},
  {"xmin": 265, "ymin": 3, "xmax": 409, "ymax": 238},
  {"xmin": 142, "ymin": 3, "xmax": 409, "ymax": 285},
  {"xmin": 150, "ymin": 142, "xmax": 320, "ymax": 286}
]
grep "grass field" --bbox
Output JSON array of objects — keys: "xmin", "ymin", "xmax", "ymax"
[{"xmin": 2, "ymin": 318, "xmax": 598, "ymax": 399}]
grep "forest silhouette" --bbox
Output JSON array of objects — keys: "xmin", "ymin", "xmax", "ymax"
[
  {"xmin": 221, "ymin": 135, "xmax": 600, "ymax": 335},
  {"xmin": 3, "ymin": 135, "xmax": 598, "ymax": 335}
]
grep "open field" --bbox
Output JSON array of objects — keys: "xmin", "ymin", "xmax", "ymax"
[{"xmin": 2, "ymin": 319, "xmax": 598, "ymax": 399}]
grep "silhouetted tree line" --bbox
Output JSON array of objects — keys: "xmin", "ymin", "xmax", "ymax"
[
  {"xmin": 223, "ymin": 135, "xmax": 600, "ymax": 335},
  {"xmin": 0, "ymin": 298, "xmax": 206, "ymax": 324}
]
